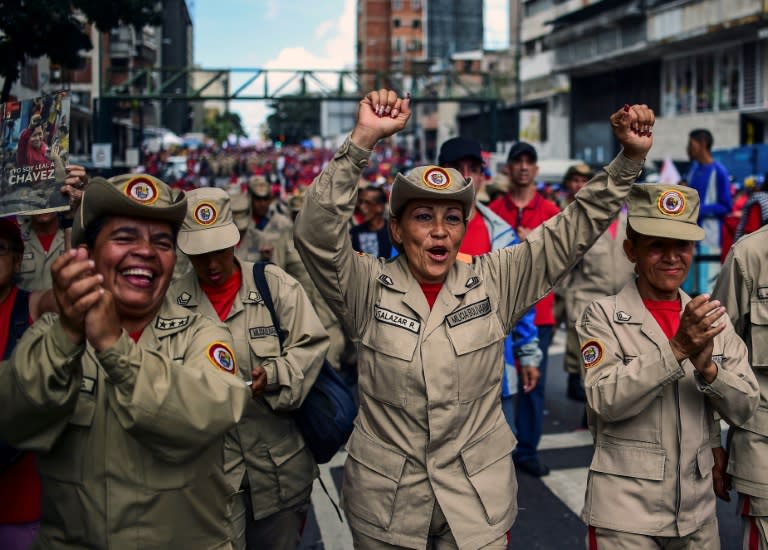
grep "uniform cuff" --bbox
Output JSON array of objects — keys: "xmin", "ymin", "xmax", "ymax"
[
  {"xmin": 261, "ymin": 361, "xmax": 279, "ymax": 390},
  {"xmin": 49, "ymin": 319, "xmax": 85, "ymax": 358},
  {"xmin": 694, "ymin": 369, "xmax": 724, "ymax": 398},
  {"xmin": 334, "ymin": 137, "xmax": 372, "ymax": 169},
  {"xmin": 604, "ymin": 152, "xmax": 644, "ymax": 182},
  {"xmin": 96, "ymin": 331, "xmax": 137, "ymax": 384}
]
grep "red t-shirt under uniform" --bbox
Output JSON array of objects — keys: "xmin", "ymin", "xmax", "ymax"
[
  {"xmin": 489, "ymin": 192, "xmax": 560, "ymax": 326},
  {"xmin": 201, "ymin": 269, "xmax": 242, "ymax": 322},
  {"xmin": 642, "ymin": 298, "xmax": 681, "ymax": 339},
  {"xmin": 0, "ymin": 286, "xmax": 42, "ymax": 524}
]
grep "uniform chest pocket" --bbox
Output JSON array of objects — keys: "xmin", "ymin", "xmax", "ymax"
[
  {"xmin": 446, "ymin": 305, "xmax": 505, "ymax": 402},
  {"xmin": 19, "ymin": 257, "xmax": 36, "ymax": 274},
  {"xmin": 750, "ymin": 300, "xmax": 768, "ymax": 367},
  {"xmin": 360, "ymin": 311, "xmax": 420, "ymax": 407},
  {"xmin": 37, "ymin": 391, "xmax": 96, "ymax": 484},
  {"xmin": 248, "ymin": 332, "xmax": 282, "ymax": 363}
]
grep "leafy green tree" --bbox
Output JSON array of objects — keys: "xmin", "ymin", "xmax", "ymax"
[
  {"xmin": 266, "ymin": 97, "xmax": 321, "ymax": 145},
  {"xmin": 0, "ymin": 0, "xmax": 162, "ymax": 101},
  {"xmin": 203, "ymin": 110, "xmax": 247, "ymax": 144}
]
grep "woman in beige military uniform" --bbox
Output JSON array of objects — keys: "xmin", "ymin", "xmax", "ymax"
[
  {"xmin": 294, "ymin": 90, "xmax": 655, "ymax": 549},
  {"xmin": 171, "ymin": 187, "xmax": 329, "ymax": 550},
  {"xmin": 712, "ymin": 224, "xmax": 768, "ymax": 549},
  {"xmin": 577, "ymin": 184, "xmax": 759, "ymax": 549},
  {"xmin": 0, "ymin": 174, "xmax": 252, "ymax": 549}
]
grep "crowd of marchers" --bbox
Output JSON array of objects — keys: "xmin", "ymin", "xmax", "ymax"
[{"xmin": 0, "ymin": 90, "xmax": 767, "ymax": 550}]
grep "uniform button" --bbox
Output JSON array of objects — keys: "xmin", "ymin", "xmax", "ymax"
[{"xmin": 118, "ymin": 357, "xmax": 130, "ymax": 368}]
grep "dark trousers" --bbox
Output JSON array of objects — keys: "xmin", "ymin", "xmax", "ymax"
[{"xmin": 513, "ymin": 325, "xmax": 553, "ymax": 464}]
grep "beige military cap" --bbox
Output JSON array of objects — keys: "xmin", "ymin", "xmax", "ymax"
[
  {"xmin": 288, "ymin": 191, "xmax": 305, "ymax": 213},
  {"xmin": 230, "ymin": 191, "xmax": 250, "ymax": 232},
  {"xmin": 72, "ymin": 174, "xmax": 187, "ymax": 246},
  {"xmin": 248, "ymin": 175, "xmax": 272, "ymax": 198},
  {"xmin": 177, "ymin": 187, "xmax": 241, "ymax": 255},
  {"xmin": 389, "ymin": 165, "xmax": 475, "ymax": 219},
  {"xmin": 627, "ymin": 183, "xmax": 705, "ymax": 241}
]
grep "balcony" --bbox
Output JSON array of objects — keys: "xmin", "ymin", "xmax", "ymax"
[{"xmin": 647, "ymin": 0, "xmax": 763, "ymax": 42}]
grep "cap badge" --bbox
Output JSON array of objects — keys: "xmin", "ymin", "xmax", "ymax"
[
  {"xmin": 657, "ymin": 189, "xmax": 686, "ymax": 217},
  {"xmin": 581, "ymin": 340, "xmax": 605, "ymax": 369},
  {"xmin": 194, "ymin": 202, "xmax": 218, "ymax": 226},
  {"xmin": 124, "ymin": 176, "xmax": 159, "ymax": 205},
  {"xmin": 207, "ymin": 342, "xmax": 237, "ymax": 375},
  {"xmin": 423, "ymin": 167, "xmax": 451, "ymax": 190}
]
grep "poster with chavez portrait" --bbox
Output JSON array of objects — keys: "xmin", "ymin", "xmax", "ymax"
[{"xmin": 0, "ymin": 91, "xmax": 71, "ymax": 217}]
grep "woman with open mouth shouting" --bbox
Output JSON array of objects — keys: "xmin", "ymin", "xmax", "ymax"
[{"xmin": 294, "ymin": 90, "xmax": 655, "ymax": 550}]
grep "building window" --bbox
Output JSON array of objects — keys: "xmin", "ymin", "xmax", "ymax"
[
  {"xmin": 393, "ymin": 18, "xmax": 400, "ymax": 28},
  {"xmin": 393, "ymin": 38, "xmax": 402, "ymax": 53},
  {"xmin": 411, "ymin": 0, "xmax": 421, "ymax": 10},
  {"xmin": 661, "ymin": 44, "xmax": 760, "ymax": 116},
  {"xmin": 412, "ymin": 19, "xmax": 421, "ymax": 29},
  {"xmin": 393, "ymin": 0, "xmax": 402, "ymax": 9},
  {"xmin": 20, "ymin": 61, "xmax": 38, "ymax": 89}
]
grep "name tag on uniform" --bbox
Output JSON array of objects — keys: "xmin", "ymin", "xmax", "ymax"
[
  {"xmin": 758, "ymin": 287, "xmax": 768, "ymax": 300},
  {"xmin": 446, "ymin": 298, "xmax": 491, "ymax": 328},
  {"xmin": 249, "ymin": 326, "xmax": 278, "ymax": 339},
  {"xmin": 80, "ymin": 377, "xmax": 96, "ymax": 394},
  {"xmin": 374, "ymin": 306, "xmax": 421, "ymax": 333},
  {"xmin": 23, "ymin": 252, "xmax": 33, "ymax": 260},
  {"xmin": 712, "ymin": 355, "xmax": 724, "ymax": 367}
]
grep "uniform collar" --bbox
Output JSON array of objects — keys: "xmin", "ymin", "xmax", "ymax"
[
  {"xmin": 376, "ymin": 254, "xmax": 481, "ymax": 297},
  {"xmin": 613, "ymin": 279, "xmax": 692, "ymax": 325},
  {"xmin": 147, "ymin": 297, "xmax": 196, "ymax": 340},
  {"xmin": 171, "ymin": 262, "xmax": 252, "ymax": 320},
  {"xmin": 377, "ymin": 254, "xmax": 484, "ymax": 336}
]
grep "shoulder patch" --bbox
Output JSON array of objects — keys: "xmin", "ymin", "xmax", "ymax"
[
  {"xmin": 374, "ymin": 306, "xmax": 421, "ymax": 333},
  {"xmin": 207, "ymin": 342, "xmax": 237, "ymax": 375},
  {"xmin": 581, "ymin": 340, "xmax": 605, "ymax": 369},
  {"xmin": 156, "ymin": 316, "xmax": 189, "ymax": 330},
  {"xmin": 758, "ymin": 287, "xmax": 768, "ymax": 300},
  {"xmin": 447, "ymin": 298, "xmax": 491, "ymax": 328},
  {"xmin": 616, "ymin": 311, "xmax": 632, "ymax": 322},
  {"xmin": 177, "ymin": 292, "xmax": 192, "ymax": 306},
  {"xmin": 378, "ymin": 274, "xmax": 394, "ymax": 286},
  {"xmin": 465, "ymin": 276, "xmax": 480, "ymax": 289}
]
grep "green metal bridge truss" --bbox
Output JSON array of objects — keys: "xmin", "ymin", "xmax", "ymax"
[{"xmin": 100, "ymin": 66, "xmax": 509, "ymax": 103}]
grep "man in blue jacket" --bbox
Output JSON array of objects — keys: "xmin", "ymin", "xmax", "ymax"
[{"xmin": 438, "ymin": 137, "xmax": 542, "ymax": 431}]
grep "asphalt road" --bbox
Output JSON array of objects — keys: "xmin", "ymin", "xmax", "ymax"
[{"xmin": 300, "ymin": 330, "xmax": 743, "ymax": 549}]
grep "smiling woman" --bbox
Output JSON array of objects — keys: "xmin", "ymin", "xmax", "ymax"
[
  {"xmin": 294, "ymin": 89, "xmax": 657, "ymax": 549},
  {"xmin": 0, "ymin": 174, "xmax": 252, "ymax": 549}
]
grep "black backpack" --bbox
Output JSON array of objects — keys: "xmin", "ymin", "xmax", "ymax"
[{"xmin": 251, "ymin": 262, "xmax": 357, "ymax": 464}]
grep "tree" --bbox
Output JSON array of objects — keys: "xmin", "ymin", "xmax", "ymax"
[
  {"xmin": 266, "ymin": 97, "xmax": 321, "ymax": 145},
  {"xmin": 203, "ymin": 110, "xmax": 247, "ymax": 145},
  {"xmin": 0, "ymin": 0, "xmax": 162, "ymax": 102}
]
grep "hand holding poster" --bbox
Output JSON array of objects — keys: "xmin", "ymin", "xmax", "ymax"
[{"xmin": 0, "ymin": 91, "xmax": 71, "ymax": 217}]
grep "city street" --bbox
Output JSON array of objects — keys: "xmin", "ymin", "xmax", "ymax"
[{"xmin": 301, "ymin": 330, "xmax": 743, "ymax": 549}]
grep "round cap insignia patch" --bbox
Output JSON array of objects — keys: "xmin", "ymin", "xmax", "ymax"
[
  {"xmin": 194, "ymin": 202, "xmax": 218, "ymax": 226},
  {"xmin": 207, "ymin": 342, "xmax": 237, "ymax": 374},
  {"xmin": 124, "ymin": 176, "xmax": 159, "ymax": 205},
  {"xmin": 422, "ymin": 167, "xmax": 451, "ymax": 190},
  {"xmin": 657, "ymin": 189, "xmax": 686, "ymax": 217},
  {"xmin": 581, "ymin": 340, "xmax": 604, "ymax": 369}
]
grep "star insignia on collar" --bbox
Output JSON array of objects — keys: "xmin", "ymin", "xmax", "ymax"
[
  {"xmin": 177, "ymin": 292, "xmax": 192, "ymax": 306},
  {"xmin": 156, "ymin": 317, "xmax": 189, "ymax": 330},
  {"xmin": 465, "ymin": 276, "xmax": 480, "ymax": 289}
]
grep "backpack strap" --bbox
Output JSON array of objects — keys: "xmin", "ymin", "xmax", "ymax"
[
  {"xmin": 4, "ymin": 289, "xmax": 30, "ymax": 361},
  {"xmin": 251, "ymin": 261, "xmax": 285, "ymax": 351}
]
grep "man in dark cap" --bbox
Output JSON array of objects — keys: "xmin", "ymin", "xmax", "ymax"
[
  {"xmin": 488, "ymin": 142, "xmax": 561, "ymax": 477},
  {"xmin": 438, "ymin": 137, "xmax": 542, "ymax": 428}
]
